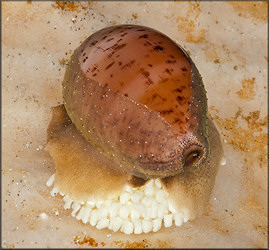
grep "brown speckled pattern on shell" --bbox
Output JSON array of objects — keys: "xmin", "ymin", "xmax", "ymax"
[
  {"xmin": 79, "ymin": 25, "xmax": 196, "ymax": 135},
  {"xmin": 63, "ymin": 25, "xmax": 209, "ymax": 179}
]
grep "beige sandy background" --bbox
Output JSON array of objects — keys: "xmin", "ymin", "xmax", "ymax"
[{"xmin": 2, "ymin": 1, "xmax": 268, "ymax": 248}]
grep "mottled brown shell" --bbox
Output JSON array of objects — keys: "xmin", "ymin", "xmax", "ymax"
[{"xmin": 63, "ymin": 24, "xmax": 209, "ymax": 179}]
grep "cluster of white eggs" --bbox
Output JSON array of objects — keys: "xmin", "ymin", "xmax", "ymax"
[{"xmin": 46, "ymin": 174, "xmax": 189, "ymax": 234}]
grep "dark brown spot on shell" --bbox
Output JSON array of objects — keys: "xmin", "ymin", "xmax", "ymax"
[
  {"xmin": 152, "ymin": 94, "xmax": 167, "ymax": 102},
  {"xmin": 166, "ymin": 59, "xmax": 177, "ymax": 64},
  {"xmin": 160, "ymin": 109, "xmax": 174, "ymax": 115},
  {"xmin": 173, "ymin": 88, "xmax": 182, "ymax": 93},
  {"xmin": 105, "ymin": 62, "xmax": 115, "ymax": 70},
  {"xmin": 176, "ymin": 96, "xmax": 184, "ymax": 103},
  {"xmin": 145, "ymin": 80, "xmax": 153, "ymax": 86},
  {"xmin": 101, "ymin": 35, "xmax": 108, "ymax": 40},
  {"xmin": 139, "ymin": 68, "xmax": 154, "ymax": 85},
  {"xmin": 139, "ymin": 34, "xmax": 149, "ymax": 39},
  {"xmin": 165, "ymin": 68, "xmax": 173, "ymax": 75},
  {"xmin": 88, "ymin": 65, "xmax": 98, "ymax": 74},
  {"xmin": 153, "ymin": 45, "xmax": 164, "ymax": 51},
  {"xmin": 160, "ymin": 77, "xmax": 169, "ymax": 83},
  {"xmin": 181, "ymin": 67, "xmax": 188, "ymax": 72},
  {"xmin": 173, "ymin": 118, "xmax": 182, "ymax": 124},
  {"xmin": 121, "ymin": 60, "xmax": 136, "ymax": 70},
  {"xmin": 111, "ymin": 43, "xmax": 127, "ymax": 51},
  {"xmin": 141, "ymin": 70, "xmax": 150, "ymax": 77},
  {"xmin": 91, "ymin": 40, "xmax": 98, "ymax": 46},
  {"xmin": 144, "ymin": 41, "xmax": 153, "ymax": 46},
  {"xmin": 107, "ymin": 51, "xmax": 115, "ymax": 58},
  {"xmin": 106, "ymin": 37, "xmax": 114, "ymax": 42}
]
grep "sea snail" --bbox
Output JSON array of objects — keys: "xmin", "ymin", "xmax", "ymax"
[{"xmin": 46, "ymin": 25, "xmax": 224, "ymax": 234}]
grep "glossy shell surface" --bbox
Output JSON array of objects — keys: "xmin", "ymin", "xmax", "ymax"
[{"xmin": 63, "ymin": 24, "xmax": 209, "ymax": 179}]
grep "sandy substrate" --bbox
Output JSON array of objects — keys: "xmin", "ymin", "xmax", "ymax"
[{"xmin": 2, "ymin": 1, "xmax": 268, "ymax": 248}]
